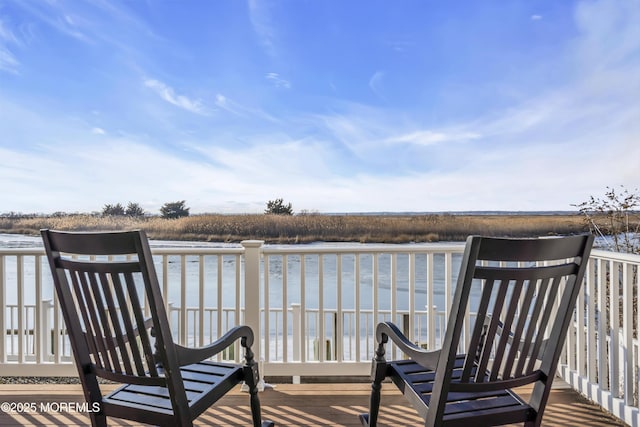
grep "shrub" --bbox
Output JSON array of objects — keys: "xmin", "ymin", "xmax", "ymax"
[
  {"xmin": 160, "ymin": 201, "xmax": 190, "ymax": 219},
  {"xmin": 265, "ymin": 198, "xmax": 293, "ymax": 215},
  {"xmin": 573, "ymin": 185, "xmax": 640, "ymax": 253},
  {"xmin": 102, "ymin": 203, "xmax": 125, "ymax": 216},
  {"xmin": 125, "ymin": 202, "xmax": 145, "ymax": 217}
]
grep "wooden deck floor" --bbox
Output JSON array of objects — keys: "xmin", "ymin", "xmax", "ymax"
[{"xmin": 0, "ymin": 381, "xmax": 627, "ymax": 426}]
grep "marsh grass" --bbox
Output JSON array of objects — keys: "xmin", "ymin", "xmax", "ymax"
[{"xmin": 0, "ymin": 213, "xmax": 592, "ymax": 243}]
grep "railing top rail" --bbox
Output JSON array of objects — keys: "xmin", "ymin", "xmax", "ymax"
[
  {"xmin": 0, "ymin": 246, "xmax": 245, "ymax": 256},
  {"xmin": 261, "ymin": 242, "xmax": 465, "ymax": 255},
  {"xmin": 590, "ymin": 248, "xmax": 640, "ymax": 263},
  {"xmin": 0, "ymin": 247, "xmax": 44, "ymax": 255},
  {"xmin": 149, "ymin": 247, "xmax": 245, "ymax": 255}
]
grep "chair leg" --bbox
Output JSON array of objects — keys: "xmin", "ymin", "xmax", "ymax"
[
  {"xmin": 359, "ymin": 378, "xmax": 384, "ymax": 427},
  {"xmin": 242, "ymin": 343, "xmax": 273, "ymax": 427},
  {"xmin": 360, "ymin": 341, "xmax": 388, "ymax": 427},
  {"xmin": 89, "ymin": 412, "xmax": 107, "ymax": 427},
  {"xmin": 248, "ymin": 386, "xmax": 272, "ymax": 427},
  {"xmin": 248, "ymin": 376, "xmax": 275, "ymax": 427}
]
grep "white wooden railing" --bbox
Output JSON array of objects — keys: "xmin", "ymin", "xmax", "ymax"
[
  {"xmin": 561, "ymin": 249, "xmax": 640, "ymax": 426},
  {"xmin": 1, "ymin": 241, "xmax": 638, "ymax": 425}
]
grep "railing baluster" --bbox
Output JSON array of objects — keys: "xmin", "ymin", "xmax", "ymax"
[
  {"xmin": 372, "ymin": 253, "xmax": 379, "ymax": 351},
  {"xmin": 576, "ymin": 259, "xmax": 586, "ymax": 376},
  {"xmin": 597, "ymin": 258, "xmax": 609, "ymax": 390},
  {"xmin": 623, "ymin": 262, "xmax": 634, "ymax": 405},
  {"xmin": 262, "ymin": 253, "xmax": 270, "ymax": 363},
  {"xmin": 198, "ymin": 255, "xmax": 205, "ymax": 347},
  {"xmin": 35, "ymin": 255, "xmax": 42, "ymax": 362},
  {"xmin": 427, "ymin": 253, "xmax": 435, "ymax": 349},
  {"xmin": 300, "ymin": 255, "xmax": 306, "ymax": 363},
  {"xmin": 179, "ymin": 254, "xmax": 187, "ymax": 346},
  {"xmin": 587, "ymin": 259, "xmax": 597, "ymax": 383},
  {"xmin": 235, "ymin": 252, "xmax": 243, "ymax": 361},
  {"xmin": 0, "ymin": 254, "xmax": 5, "ymax": 364},
  {"xmin": 318, "ymin": 254, "xmax": 325, "ymax": 362},
  {"xmin": 409, "ymin": 252, "xmax": 415, "ymax": 345},
  {"xmin": 217, "ymin": 255, "xmax": 223, "ymax": 350},
  {"xmin": 282, "ymin": 254, "xmax": 288, "ymax": 362},
  {"xmin": 17, "ymin": 255, "xmax": 24, "ymax": 363},
  {"xmin": 610, "ymin": 260, "xmax": 621, "ymax": 398},
  {"xmin": 334, "ymin": 255, "xmax": 342, "ymax": 362},
  {"xmin": 355, "ymin": 254, "xmax": 361, "ymax": 362}
]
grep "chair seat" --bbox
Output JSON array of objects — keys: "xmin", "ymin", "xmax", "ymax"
[
  {"xmin": 102, "ymin": 361, "xmax": 244, "ymax": 425},
  {"xmin": 388, "ymin": 358, "xmax": 534, "ymax": 427}
]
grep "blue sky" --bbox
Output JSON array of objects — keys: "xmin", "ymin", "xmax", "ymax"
[{"xmin": 1, "ymin": 0, "xmax": 639, "ymax": 214}]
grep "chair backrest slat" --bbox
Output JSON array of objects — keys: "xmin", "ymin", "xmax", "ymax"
[
  {"xmin": 489, "ymin": 278, "xmax": 525, "ymax": 381},
  {"xmin": 473, "ymin": 277, "xmax": 511, "ymax": 382},
  {"xmin": 526, "ymin": 278, "xmax": 557, "ymax": 374},
  {"xmin": 81, "ymin": 268, "xmax": 124, "ymax": 372},
  {"xmin": 461, "ymin": 278, "xmax": 495, "ymax": 382},
  {"xmin": 111, "ymin": 273, "xmax": 146, "ymax": 376},
  {"xmin": 70, "ymin": 269, "xmax": 114, "ymax": 371},
  {"xmin": 501, "ymin": 278, "xmax": 538, "ymax": 378},
  {"xmin": 98, "ymin": 271, "xmax": 135, "ymax": 375},
  {"xmin": 123, "ymin": 271, "xmax": 159, "ymax": 376}
]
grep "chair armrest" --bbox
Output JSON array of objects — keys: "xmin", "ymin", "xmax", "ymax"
[
  {"xmin": 376, "ymin": 322, "xmax": 440, "ymax": 370},
  {"xmin": 175, "ymin": 325, "xmax": 254, "ymax": 367}
]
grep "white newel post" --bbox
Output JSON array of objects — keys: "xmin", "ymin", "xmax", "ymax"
[{"xmin": 241, "ymin": 240, "xmax": 264, "ymax": 365}]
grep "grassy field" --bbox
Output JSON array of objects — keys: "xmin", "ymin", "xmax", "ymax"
[{"xmin": 0, "ymin": 213, "xmax": 592, "ymax": 244}]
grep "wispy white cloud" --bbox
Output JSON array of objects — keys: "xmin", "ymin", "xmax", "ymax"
[
  {"xmin": 248, "ymin": 0, "xmax": 277, "ymax": 57},
  {"xmin": 265, "ymin": 72, "xmax": 291, "ymax": 89},
  {"xmin": 10, "ymin": 0, "xmax": 162, "ymax": 67},
  {"xmin": 0, "ymin": 20, "xmax": 21, "ymax": 73},
  {"xmin": 144, "ymin": 79, "xmax": 207, "ymax": 115},
  {"xmin": 0, "ymin": 48, "xmax": 19, "ymax": 74},
  {"xmin": 573, "ymin": 0, "xmax": 640, "ymax": 72},
  {"xmin": 386, "ymin": 130, "xmax": 481, "ymax": 146},
  {"xmin": 13, "ymin": 1, "xmax": 91, "ymax": 43},
  {"xmin": 531, "ymin": 15, "xmax": 543, "ymax": 21},
  {"xmin": 368, "ymin": 70, "xmax": 385, "ymax": 99},
  {"xmin": 215, "ymin": 94, "xmax": 243, "ymax": 116},
  {"xmin": 214, "ymin": 93, "xmax": 281, "ymax": 123},
  {"xmin": 317, "ymin": 102, "xmax": 479, "ymax": 154},
  {"xmin": 385, "ymin": 39, "xmax": 414, "ymax": 53}
]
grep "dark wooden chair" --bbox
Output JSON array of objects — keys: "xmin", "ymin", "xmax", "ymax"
[
  {"xmin": 41, "ymin": 229, "xmax": 274, "ymax": 427},
  {"xmin": 360, "ymin": 234, "xmax": 594, "ymax": 427}
]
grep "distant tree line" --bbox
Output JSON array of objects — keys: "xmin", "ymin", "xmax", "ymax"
[
  {"xmin": 102, "ymin": 202, "xmax": 146, "ymax": 217},
  {"xmin": 4, "ymin": 198, "xmax": 295, "ymax": 220},
  {"xmin": 102, "ymin": 200, "xmax": 190, "ymax": 219},
  {"xmin": 100, "ymin": 198, "xmax": 295, "ymax": 219}
]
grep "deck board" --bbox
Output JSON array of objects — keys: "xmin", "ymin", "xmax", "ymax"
[{"xmin": 0, "ymin": 381, "xmax": 627, "ymax": 426}]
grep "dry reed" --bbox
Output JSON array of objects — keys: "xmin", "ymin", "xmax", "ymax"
[{"xmin": 0, "ymin": 213, "xmax": 591, "ymax": 244}]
